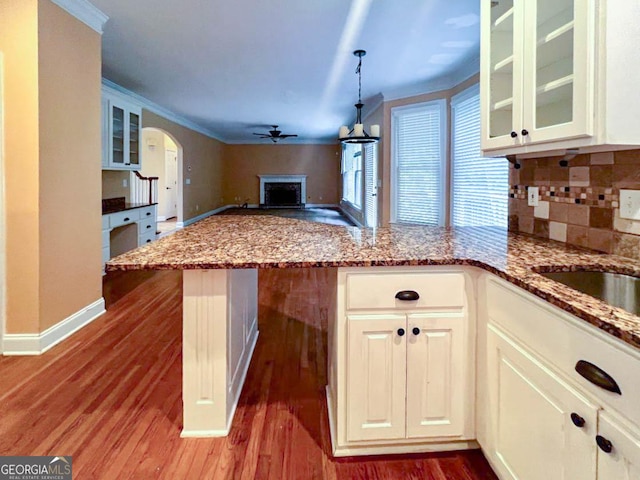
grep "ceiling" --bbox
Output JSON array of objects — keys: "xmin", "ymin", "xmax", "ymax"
[{"xmin": 91, "ymin": 0, "xmax": 480, "ymax": 144}]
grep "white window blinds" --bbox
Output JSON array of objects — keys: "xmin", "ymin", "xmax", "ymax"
[
  {"xmin": 451, "ymin": 86, "xmax": 508, "ymax": 227},
  {"xmin": 342, "ymin": 144, "xmax": 362, "ymax": 207},
  {"xmin": 391, "ymin": 100, "xmax": 445, "ymax": 225},
  {"xmin": 364, "ymin": 143, "xmax": 377, "ymax": 227}
]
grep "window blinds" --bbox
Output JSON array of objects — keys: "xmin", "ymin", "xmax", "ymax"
[
  {"xmin": 392, "ymin": 101, "xmax": 445, "ymax": 225},
  {"xmin": 364, "ymin": 143, "xmax": 377, "ymax": 227},
  {"xmin": 451, "ymin": 88, "xmax": 508, "ymax": 227}
]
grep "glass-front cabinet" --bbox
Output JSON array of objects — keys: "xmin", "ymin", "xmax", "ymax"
[
  {"xmin": 481, "ymin": 0, "xmax": 594, "ymax": 153},
  {"xmin": 102, "ymin": 90, "xmax": 142, "ymax": 171}
]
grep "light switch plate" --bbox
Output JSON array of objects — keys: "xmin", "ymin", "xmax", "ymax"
[
  {"xmin": 619, "ymin": 189, "xmax": 640, "ymax": 220},
  {"xmin": 528, "ymin": 186, "xmax": 539, "ymax": 207},
  {"xmin": 185, "ymin": 178, "xmax": 191, "ymax": 185}
]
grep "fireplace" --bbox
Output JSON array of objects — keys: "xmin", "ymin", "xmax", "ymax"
[{"xmin": 258, "ymin": 175, "xmax": 307, "ymax": 208}]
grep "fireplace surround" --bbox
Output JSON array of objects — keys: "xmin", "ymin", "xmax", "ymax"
[{"xmin": 258, "ymin": 175, "xmax": 307, "ymax": 208}]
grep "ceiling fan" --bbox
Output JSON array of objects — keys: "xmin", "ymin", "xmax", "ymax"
[{"xmin": 252, "ymin": 125, "xmax": 298, "ymax": 143}]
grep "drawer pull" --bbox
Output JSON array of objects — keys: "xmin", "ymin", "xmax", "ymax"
[
  {"xmin": 395, "ymin": 290, "xmax": 420, "ymax": 301},
  {"xmin": 397, "ymin": 328, "xmax": 405, "ymax": 337},
  {"xmin": 570, "ymin": 413, "xmax": 585, "ymax": 428},
  {"xmin": 147, "ymin": 225, "xmax": 151, "ymax": 229},
  {"xmin": 146, "ymin": 212, "xmax": 151, "ymax": 216},
  {"xmin": 412, "ymin": 327, "xmax": 420, "ymax": 336},
  {"xmin": 124, "ymin": 217, "xmax": 130, "ymax": 222},
  {"xmin": 575, "ymin": 360, "xmax": 621, "ymax": 395},
  {"xmin": 596, "ymin": 435, "xmax": 613, "ymax": 453},
  {"xmin": 146, "ymin": 239, "xmax": 151, "ymax": 243}
]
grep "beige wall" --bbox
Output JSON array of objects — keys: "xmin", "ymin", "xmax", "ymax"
[
  {"xmin": 381, "ymin": 74, "xmax": 479, "ymax": 225},
  {"xmin": 0, "ymin": 0, "xmax": 41, "ymax": 333},
  {"xmin": 0, "ymin": 0, "xmax": 102, "ymax": 333},
  {"xmin": 102, "ymin": 170, "xmax": 130, "ymax": 201},
  {"xmin": 142, "ymin": 111, "xmax": 225, "ymax": 220},
  {"xmin": 223, "ymin": 144, "xmax": 341, "ymax": 205}
]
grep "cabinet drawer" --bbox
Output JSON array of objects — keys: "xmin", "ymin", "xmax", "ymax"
[
  {"xmin": 137, "ymin": 218, "xmax": 156, "ymax": 235},
  {"xmin": 101, "ymin": 215, "xmax": 110, "ymax": 230},
  {"xmin": 109, "ymin": 209, "xmax": 140, "ymax": 228},
  {"xmin": 138, "ymin": 231, "xmax": 156, "ymax": 246},
  {"xmin": 485, "ymin": 275, "xmax": 640, "ymax": 428},
  {"xmin": 138, "ymin": 205, "xmax": 155, "ymax": 220},
  {"xmin": 345, "ymin": 272, "xmax": 465, "ymax": 311}
]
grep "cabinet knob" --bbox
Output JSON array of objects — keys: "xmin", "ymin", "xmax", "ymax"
[
  {"xmin": 395, "ymin": 290, "xmax": 420, "ymax": 301},
  {"xmin": 570, "ymin": 413, "xmax": 585, "ymax": 428},
  {"xmin": 397, "ymin": 328, "xmax": 405, "ymax": 337},
  {"xmin": 412, "ymin": 327, "xmax": 420, "ymax": 336},
  {"xmin": 146, "ymin": 239, "xmax": 151, "ymax": 243},
  {"xmin": 146, "ymin": 212, "xmax": 151, "ymax": 216},
  {"xmin": 521, "ymin": 129, "xmax": 529, "ymax": 136},
  {"xmin": 596, "ymin": 435, "xmax": 613, "ymax": 453},
  {"xmin": 147, "ymin": 225, "xmax": 151, "ymax": 229},
  {"xmin": 124, "ymin": 217, "xmax": 130, "ymax": 222},
  {"xmin": 510, "ymin": 131, "xmax": 518, "ymax": 138}
]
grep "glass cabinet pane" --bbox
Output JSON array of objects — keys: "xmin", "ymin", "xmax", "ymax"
[
  {"xmin": 535, "ymin": 0, "xmax": 574, "ymax": 129},
  {"xmin": 488, "ymin": 0, "xmax": 515, "ymax": 139},
  {"xmin": 111, "ymin": 106, "xmax": 125, "ymax": 165},
  {"xmin": 129, "ymin": 112, "xmax": 140, "ymax": 166}
]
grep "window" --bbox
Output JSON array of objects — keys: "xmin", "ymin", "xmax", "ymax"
[
  {"xmin": 364, "ymin": 143, "xmax": 378, "ymax": 227},
  {"xmin": 342, "ymin": 143, "xmax": 363, "ymax": 208},
  {"xmin": 391, "ymin": 100, "xmax": 446, "ymax": 225},
  {"xmin": 451, "ymin": 86, "xmax": 508, "ymax": 227}
]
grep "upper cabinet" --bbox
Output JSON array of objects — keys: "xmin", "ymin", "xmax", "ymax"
[
  {"xmin": 481, "ymin": 0, "xmax": 640, "ymax": 157},
  {"xmin": 102, "ymin": 89, "xmax": 142, "ymax": 171}
]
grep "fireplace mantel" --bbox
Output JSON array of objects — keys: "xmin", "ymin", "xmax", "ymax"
[{"xmin": 258, "ymin": 175, "xmax": 307, "ymax": 206}]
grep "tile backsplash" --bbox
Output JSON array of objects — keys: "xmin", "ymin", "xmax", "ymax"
[{"xmin": 508, "ymin": 150, "xmax": 640, "ymax": 260}]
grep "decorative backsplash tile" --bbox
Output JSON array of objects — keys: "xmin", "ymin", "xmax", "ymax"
[{"xmin": 508, "ymin": 150, "xmax": 640, "ymax": 260}]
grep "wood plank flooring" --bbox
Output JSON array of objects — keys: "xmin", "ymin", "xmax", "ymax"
[{"xmin": 0, "ymin": 268, "xmax": 498, "ymax": 479}]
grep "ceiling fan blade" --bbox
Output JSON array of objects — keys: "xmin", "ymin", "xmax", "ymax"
[
  {"xmin": 252, "ymin": 133, "xmax": 269, "ymax": 137},
  {"xmin": 279, "ymin": 134, "xmax": 298, "ymax": 138}
]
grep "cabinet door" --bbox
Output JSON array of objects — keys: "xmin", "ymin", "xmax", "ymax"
[
  {"xmin": 486, "ymin": 324, "xmax": 598, "ymax": 480},
  {"xmin": 128, "ymin": 110, "xmax": 140, "ymax": 168},
  {"xmin": 597, "ymin": 412, "xmax": 640, "ymax": 480},
  {"xmin": 481, "ymin": 0, "xmax": 524, "ymax": 150},
  {"xmin": 406, "ymin": 313, "xmax": 466, "ymax": 439},
  {"xmin": 111, "ymin": 104, "xmax": 125, "ymax": 167},
  {"xmin": 346, "ymin": 314, "xmax": 406, "ymax": 442},
  {"xmin": 522, "ymin": 0, "xmax": 593, "ymax": 144}
]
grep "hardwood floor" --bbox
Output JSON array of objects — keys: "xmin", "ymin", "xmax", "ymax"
[{"xmin": 0, "ymin": 268, "xmax": 498, "ymax": 479}]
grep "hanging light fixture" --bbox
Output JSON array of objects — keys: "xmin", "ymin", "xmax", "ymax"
[{"xmin": 339, "ymin": 50, "xmax": 380, "ymax": 144}]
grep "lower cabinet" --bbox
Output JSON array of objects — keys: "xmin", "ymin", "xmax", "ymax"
[
  {"xmin": 480, "ymin": 274, "xmax": 640, "ymax": 480},
  {"xmin": 328, "ymin": 266, "xmax": 476, "ymax": 456},
  {"xmin": 486, "ymin": 323, "xmax": 599, "ymax": 480}
]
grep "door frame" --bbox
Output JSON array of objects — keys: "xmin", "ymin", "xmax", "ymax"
[{"xmin": 164, "ymin": 148, "xmax": 178, "ymax": 220}]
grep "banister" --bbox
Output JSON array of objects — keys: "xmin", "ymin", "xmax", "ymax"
[{"xmin": 133, "ymin": 171, "xmax": 159, "ymax": 205}]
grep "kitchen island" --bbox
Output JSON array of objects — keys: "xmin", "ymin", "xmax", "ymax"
[{"xmin": 106, "ymin": 215, "xmax": 640, "ymax": 472}]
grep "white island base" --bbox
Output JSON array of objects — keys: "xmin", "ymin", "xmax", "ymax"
[{"xmin": 181, "ymin": 269, "xmax": 258, "ymax": 437}]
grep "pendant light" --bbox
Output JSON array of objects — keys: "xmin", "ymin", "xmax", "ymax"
[{"xmin": 339, "ymin": 50, "xmax": 380, "ymax": 144}]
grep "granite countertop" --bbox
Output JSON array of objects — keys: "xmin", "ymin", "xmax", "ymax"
[
  {"xmin": 102, "ymin": 196, "xmax": 157, "ymax": 215},
  {"xmin": 106, "ymin": 215, "xmax": 640, "ymax": 350}
]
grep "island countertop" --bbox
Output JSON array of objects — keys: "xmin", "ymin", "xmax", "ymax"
[{"xmin": 106, "ymin": 215, "xmax": 640, "ymax": 350}]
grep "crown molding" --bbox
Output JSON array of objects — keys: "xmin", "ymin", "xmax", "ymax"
[
  {"xmin": 101, "ymin": 79, "xmax": 224, "ymax": 141},
  {"xmin": 50, "ymin": 0, "xmax": 109, "ymax": 34}
]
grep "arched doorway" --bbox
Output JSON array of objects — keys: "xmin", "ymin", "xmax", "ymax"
[{"xmin": 138, "ymin": 128, "xmax": 183, "ymax": 235}]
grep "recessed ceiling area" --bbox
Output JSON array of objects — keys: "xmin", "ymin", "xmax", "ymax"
[{"xmin": 91, "ymin": 0, "xmax": 480, "ymax": 143}]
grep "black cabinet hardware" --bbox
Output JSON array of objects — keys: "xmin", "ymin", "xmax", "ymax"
[
  {"xmin": 412, "ymin": 327, "xmax": 420, "ymax": 336},
  {"xmin": 146, "ymin": 212, "xmax": 151, "ymax": 216},
  {"xmin": 596, "ymin": 435, "xmax": 613, "ymax": 453},
  {"xmin": 146, "ymin": 239, "xmax": 151, "ymax": 243},
  {"xmin": 124, "ymin": 217, "xmax": 130, "ymax": 222},
  {"xmin": 397, "ymin": 328, "xmax": 405, "ymax": 337},
  {"xmin": 570, "ymin": 413, "xmax": 585, "ymax": 428},
  {"xmin": 395, "ymin": 290, "xmax": 420, "ymax": 301},
  {"xmin": 521, "ymin": 129, "xmax": 529, "ymax": 136},
  {"xmin": 147, "ymin": 225, "xmax": 151, "ymax": 229},
  {"xmin": 575, "ymin": 360, "xmax": 621, "ymax": 394}
]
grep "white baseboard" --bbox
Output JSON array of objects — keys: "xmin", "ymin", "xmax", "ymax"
[
  {"xmin": 3, "ymin": 298, "xmax": 106, "ymax": 356},
  {"xmin": 181, "ymin": 205, "xmax": 235, "ymax": 227},
  {"xmin": 157, "ymin": 215, "xmax": 167, "ymax": 222}
]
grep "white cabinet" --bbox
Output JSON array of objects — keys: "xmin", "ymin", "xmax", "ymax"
[
  {"xmin": 597, "ymin": 412, "xmax": 640, "ymax": 480},
  {"xmin": 486, "ymin": 323, "xmax": 598, "ymax": 480},
  {"xmin": 102, "ymin": 89, "xmax": 142, "ymax": 170},
  {"xmin": 478, "ymin": 274, "xmax": 640, "ymax": 480},
  {"xmin": 328, "ymin": 266, "xmax": 476, "ymax": 457},
  {"xmin": 481, "ymin": 0, "xmax": 640, "ymax": 157}
]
